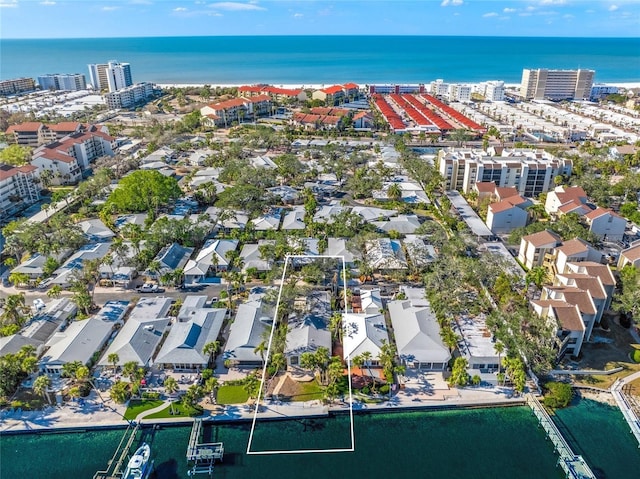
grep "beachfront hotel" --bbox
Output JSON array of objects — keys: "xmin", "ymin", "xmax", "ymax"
[{"xmin": 520, "ymin": 68, "xmax": 595, "ymax": 101}]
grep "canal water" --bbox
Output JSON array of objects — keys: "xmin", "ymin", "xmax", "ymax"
[{"xmin": 1, "ymin": 402, "xmax": 637, "ymax": 479}]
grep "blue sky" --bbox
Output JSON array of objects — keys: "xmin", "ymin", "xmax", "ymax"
[{"xmin": 1, "ymin": 0, "xmax": 638, "ymax": 38}]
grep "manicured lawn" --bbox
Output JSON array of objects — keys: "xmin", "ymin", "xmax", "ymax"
[
  {"xmin": 216, "ymin": 385, "xmax": 249, "ymax": 404},
  {"xmin": 291, "ymin": 380, "xmax": 324, "ymax": 402},
  {"xmin": 144, "ymin": 401, "xmax": 202, "ymax": 419},
  {"xmin": 123, "ymin": 399, "xmax": 163, "ymax": 421}
]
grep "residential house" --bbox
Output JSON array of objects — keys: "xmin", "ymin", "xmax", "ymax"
[
  {"xmin": 155, "ymin": 302, "xmax": 225, "ymax": 370},
  {"xmin": 11, "ymin": 250, "xmax": 70, "ymax": 282},
  {"xmin": 19, "ymin": 298, "xmax": 77, "ymax": 347},
  {"xmin": 352, "ymin": 111, "xmax": 374, "ymax": 129},
  {"xmin": 325, "ymin": 238, "xmax": 359, "ymax": 266},
  {"xmin": 618, "ymin": 241, "xmax": 640, "ymax": 269},
  {"xmin": 281, "ymin": 206, "xmax": 306, "ymax": 231},
  {"xmin": 365, "ymin": 238, "xmax": 407, "ymax": 271},
  {"xmin": 486, "ymin": 196, "xmax": 531, "ymax": 235},
  {"xmin": 313, "ymin": 201, "xmax": 349, "ymax": 224},
  {"xmin": 373, "ymin": 214, "xmax": 421, "ymax": 235},
  {"xmin": 40, "ymin": 301, "xmax": 129, "ymax": 375},
  {"xmin": 342, "ymin": 312, "xmax": 389, "ymax": 367},
  {"xmin": 98, "ymin": 297, "xmax": 173, "ymax": 367},
  {"xmin": 403, "ymin": 235, "xmax": 437, "ymax": 269},
  {"xmin": 359, "ymin": 288, "xmax": 383, "ymax": 315},
  {"xmin": 50, "ymin": 242, "xmax": 112, "ymax": 287},
  {"xmin": 147, "ymin": 242, "xmax": 193, "ymax": 280},
  {"xmin": 388, "ymin": 298, "xmax": 451, "ymax": 370},
  {"xmin": 544, "ymin": 186, "xmax": 589, "ymax": 215},
  {"xmin": 518, "ymin": 229, "xmax": 562, "ymax": 269},
  {"xmin": 584, "ymin": 207, "xmax": 627, "ymax": 241},
  {"xmin": 531, "ymin": 299, "xmax": 585, "ymax": 359},
  {"xmin": 77, "ymin": 218, "xmax": 115, "ymax": 242},
  {"xmin": 240, "ymin": 240, "xmax": 274, "ymax": 273},
  {"xmin": 284, "ymin": 292, "xmax": 332, "ymax": 366},
  {"xmin": 223, "ymin": 299, "xmax": 271, "ymax": 367},
  {"xmin": 549, "ymin": 238, "xmax": 603, "ymax": 275},
  {"xmin": 268, "ymin": 186, "xmax": 300, "ymax": 205},
  {"xmin": 251, "ymin": 210, "xmax": 282, "ymax": 231},
  {"xmin": 350, "ymin": 206, "xmax": 397, "ymax": 222},
  {"xmin": 453, "ymin": 314, "xmax": 501, "ymax": 379},
  {"xmin": 183, "ymin": 239, "xmax": 238, "ymax": 284}
]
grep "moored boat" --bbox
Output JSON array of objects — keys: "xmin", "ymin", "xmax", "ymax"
[{"xmin": 123, "ymin": 443, "xmax": 151, "ymax": 479}]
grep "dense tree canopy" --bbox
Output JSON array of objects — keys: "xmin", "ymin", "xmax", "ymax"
[
  {"xmin": 105, "ymin": 170, "xmax": 181, "ymax": 213},
  {"xmin": 0, "ymin": 144, "xmax": 32, "ymax": 166}
]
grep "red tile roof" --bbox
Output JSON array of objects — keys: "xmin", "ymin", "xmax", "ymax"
[
  {"xmin": 523, "ymin": 229, "xmax": 562, "ymax": 247},
  {"xmin": 322, "ymin": 85, "xmax": 344, "ymax": 95},
  {"xmin": 343, "ymin": 82, "xmax": 359, "ymax": 90},
  {"xmin": 584, "ymin": 207, "xmax": 622, "ymax": 221},
  {"xmin": 6, "ymin": 122, "xmax": 43, "ymax": 133}
]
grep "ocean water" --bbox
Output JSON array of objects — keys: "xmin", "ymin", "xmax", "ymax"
[
  {"xmin": 1, "ymin": 407, "xmax": 565, "ymax": 479},
  {"xmin": 1, "ymin": 36, "xmax": 639, "ymax": 85}
]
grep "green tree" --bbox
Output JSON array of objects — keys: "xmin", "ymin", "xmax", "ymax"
[
  {"xmin": 448, "ymin": 357, "xmax": 470, "ymax": 387},
  {"xmin": 105, "ymin": 170, "xmax": 181, "ymax": 213},
  {"xmin": 0, "ymin": 144, "xmax": 32, "ymax": 166},
  {"xmin": 203, "ymin": 341, "xmax": 220, "ymax": 367},
  {"xmin": 33, "ymin": 375, "xmax": 52, "ymax": 404},
  {"xmin": 614, "ymin": 266, "xmax": 640, "ymax": 323},
  {"xmin": 0, "ymin": 293, "xmax": 28, "ymax": 328},
  {"xmin": 387, "ymin": 183, "xmax": 402, "ymax": 201},
  {"xmin": 107, "ymin": 353, "xmax": 120, "ymax": 374},
  {"xmin": 110, "ymin": 380, "xmax": 131, "ymax": 404},
  {"xmin": 46, "ymin": 284, "xmax": 63, "ymax": 299}
]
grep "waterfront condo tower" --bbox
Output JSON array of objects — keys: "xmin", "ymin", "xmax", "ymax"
[{"xmin": 520, "ymin": 68, "xmax": 595, "ymax": 101}]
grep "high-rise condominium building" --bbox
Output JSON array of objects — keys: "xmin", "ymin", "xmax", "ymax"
[
  {"xmin": 106, "ymin": 61, "xmax": 133, "ymax": 92},
  {"xmin": 88, "ymin": 63, "xmax": 109, "ymax": 90},
  {"xmin": 37, "ymin": 73, "xmax": 87, "ymax": 91},
  {"xmin": 0, "ymin": 78, "xmax": 36, "ymax": 96},
  {"xmin": 520, "ymin": 69, "xmax": 595, "ymax": 101}
]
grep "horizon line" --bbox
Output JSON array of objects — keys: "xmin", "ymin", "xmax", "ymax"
[{"xmin": 2, "ymin": 34, "xmax": 639, "ymax": 41}]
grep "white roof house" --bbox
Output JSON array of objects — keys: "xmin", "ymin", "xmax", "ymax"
[
  {"xmin": 325, "ymin": 237, "xmax": 359, "ymax": 265},
  {"xmin": 11, "ymin": 250, "xmax": 70, "ymax": 280},
  {"xmin": 388, "ymin": 299, "xmax": 450, "ymax": 370},
  {"xmin": 223, "ymin": 300, "xmax": 271, "ymax": 366},
  {"xmin": 240, "ymin": 240, "xmax": 274, "ymax": 272},
  {"xmin": 281, "ymin": 206, "xmax": 306, "ymax": 230},
  {"xmin": 40, "ymin": 300, "xmax": 129, "ymax": 375},
  {"xmin": 147, "ymin": 242, "xmax": 193, "ymax": 279},
  {"xmin": 77, "ymin": 218, "xmax": 115, "ymax": 242},
  {"xmin": 251, "ymin": 211, "xmax": 282, "ymax": 231},
  {"xmin": 284, "ymin": 291, "xmax": 332, "ymax": 365},
  {"xmin": 98, "ymin": 316, "xmax": 168, "ymax": 367},
  {"xmin": 184, "ymin": 239, "xmax": 238, "ymax": 283},
  {"xmin": 453, "ymin": 313, "xmax": 502, "ymax": 376},
  {"xmin": 365, "ymin": 238, "xmax": 407, "ymax": 270},
  {"xmin": 360, "ymin": 288, "xmax": 383, "ymax": 315},
  {"xmin": 373, "ymin": 214, "xmax": 421, "ymax": 234},
  {"xmin": 350, "ymin": 206, "xmax": 397, "ymax": 222},
  {"xmin": 155, "ymin": 308, "xmax": 225, "ymax": 369},
  {"xmin": 342, "ymin": 312, "xmax": 389, "ymax": 362},
  {"xmin": 50, "ymin": 242, "xmax": 112, "ymax": 286},
  {"xmin": 313, "ymin": 202, "xmax": 349, "ymax": 224}
]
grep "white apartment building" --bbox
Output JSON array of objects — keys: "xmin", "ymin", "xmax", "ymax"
[
  {"xmin": 520, "ymin": 68, "xmax": 595, "ymax": 101},
  {"xmin": 37, "ymin": 74, "xmax": 87, "ymax": 91},
  {"xmin": 438, "ymin": 147, "xmax": 572, "ymax": 197},
  {"xmin": 476, "ymin": 81, "xmax": 505, "ymax": 102},
  {"xmin": 104, "ymin": 82, "xmax": 154, "ymax": 109},
  {"xmin": 106, "ymin": 61, "xmax": 133, "ymax": 92},
  {"xmin": 448, "ymin": 84, "xmax": 472, "ymax": 103},
  {"xmin": 0, "ymin": 164, "xmax": 40, "ymax": 220},
  {"xmin": 429, "ymin": 79, "xmax": 450, "ymax": 97},
  {"xmin": 88, "ymin": 63, "xmax": 109, "ymax": 90}
]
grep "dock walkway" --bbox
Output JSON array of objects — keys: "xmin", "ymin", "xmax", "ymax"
[
  {"xmin": 525, "ymin": 394, "xmax": 596, "ymax": 479},
  {"xmin": 611, "ymin": 378, "xmax": 640, "ymax": 448}
]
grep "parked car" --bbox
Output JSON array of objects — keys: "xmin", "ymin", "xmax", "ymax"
[{"xmin": 136, "ymin": 283, "xmax": 165, "ymax": 293}]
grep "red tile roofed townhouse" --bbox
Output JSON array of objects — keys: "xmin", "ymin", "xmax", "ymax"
[
  {"xmin": 618, "ymin": 240, "xmax": 640, "ymax": 269},
  {"xmin": 0, "ymin": 164, "xmax": 40, "ymax": 220},
  {"xmin": 200, "ymin": 95, "xmax": 272, "ymax": 127},
  {"xmin": 531, "ymin": 299, "xmax": 585, "ymax": 358},
  {"xmin": 6, "ymin": 122, "xmax": 46, "ymax": 147},
  {"xmin": 584, "ymin": 207, "xmax": 627, "ymax": 241},
  {"xmin": 474, "ymin": 181, "xmax": 497, "ymax": 201},
  {"xmin": 343, "ymin": 83, "xmax": 360, "ymax": 96},
  {"xmin": 545, "ymin": 185, "xmax": 588, "ymax": 215},
  {"xmin": 557, "ymin": 201, "xmax": 592, "ymax": 216},
  {"xmin": 238, "ymin": 85, "xmax": 266, "ymax": 97},
  {"xmin": 352, "ymin": 111, "xmax": 374, "ymax": 129},
  {"xmin": 292, "ymin": 113, "xmax": 342, "ymax": 130},
  {"xmin": 494, "ymin": 186, "xmax": 519, "ymax": 201},
  {"xmin": 312, "ymin": 85, "xmax": 346, "ymax": 106},
  {"xmin": 486, "ymin": 195, "xmax": 530, "ymax": 235},
  {"xmin": 263, "ymin": 86, "xmax": 307, "ymax": 102},
  {"xmin": 518, "ymin": 229, "xmax": 562, "ymax": 269},
  {"xmin": 32, "ymin": 144, "xmax": 83, "ymax": 185}
]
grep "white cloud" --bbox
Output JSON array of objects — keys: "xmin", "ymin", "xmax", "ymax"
[
  {"xmin": 441, "ymin": 0, "xmax": 463, "ymax": 6},
  {"xmin": 40, "ymin": 1, "xmax": 56, "ymax": 5},
  {"xmin": 0, "ymin": 0, "xmax": 18, "ymax": 7},
  {"xmin": 503, "ymin": 8, "xmax": 516, "ymax": 13},
  {"xmin": 293, "ymin": 12, "xmax": 303, "ymax": 17},
  {"xmin": 483, "ymin": 12, "xmax": 498, "ymax": 17},
  {"xmin": 102, "ymin": 6, "xmax": 119, "ymax": 11},
  {"xmin": 609, "ymin": 4, "xmax": 619, "ymax": 11},
  {"xmin": 209, "ymin": 2, "xmax": 265, "ymax": 11},
  {"xmin": 174, "ymin": 7, "xmax": 187, "ymax": 11},
  {"xmin": 539, "ymin": 0, "xmax": 565, "ymax": 5}
]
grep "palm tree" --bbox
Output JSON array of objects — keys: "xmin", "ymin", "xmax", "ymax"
[
  {"xmin": 164, "ymin": 376, "xmax": 179, "ymax": 414},
  {"xmin": 33, "ymin": 375, "xmax": 52, "ymax": 405},
  {"xmin": 108, "ymin": 353, "xmax": 120, "ymax": 374},
  {"xmin": 387, "ymin": 183, "xmax": 402, "ymax": 202},
  {"xmin": 494, "ymin": 341, "xmax": 505, "ymax": 374},
  {"xmin": 204, "ymin": 376, "xmax": 218, "ymax": 403},
  {"xmin": 329, "ymin": 313, "xmax": 344, "ymax": 342},
  {"xmin": 1, "ymin": 293, "xmax": 28, "ymax": 327},
  {"xmin": 47, "ymin": 285, "xmax": 63, "ymax": 299},
  {"xmin": 270, "ymin": 352, "xmax": 286, "ymax": 377},
  {"xmin": 122, "ymin": 361, "xmax": 139, "ymax": 381},
  {"xmin": 254, "ymin": 340, "xmax": 268, "ymax": 364},
  {"xmin": 360, "ymin": 351, "xmax": 373, "ymax": 385},
  {"xmin": 203, "ymin": 341, "xmax": 220, "ymax": 367}
]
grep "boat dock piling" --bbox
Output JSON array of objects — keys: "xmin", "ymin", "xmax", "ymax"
[
  {"xmin": 93, "ymin": 423, "xmax": 140, "ymax": 479},
  {"xmin": 525, "ymin": 394, "xmax": 596, "ymax": 479},
  {"xmin": 186, "ymin": 418, "xmax": 224, "ymax": 477}
]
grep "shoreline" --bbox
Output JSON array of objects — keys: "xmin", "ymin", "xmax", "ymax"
[
  {"xmin": 156, "ymin": 81, "xmax": 640, "ymax": 90},
  {"xmin": 0, "ymin": 395, "xmax": 527, "ymax": 435}
]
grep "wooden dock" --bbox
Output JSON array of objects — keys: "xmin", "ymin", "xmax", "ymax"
[
  {"xmin": 526, "ymin": 394, "xmax": 596, "ymax": 479},
  {"xmin": 186, "ymin": 419, "xmax": 224, "ymax": 477},
  {"xmin": 93, "ymin": 424, "xmax": 140, "ymax": 479}
]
